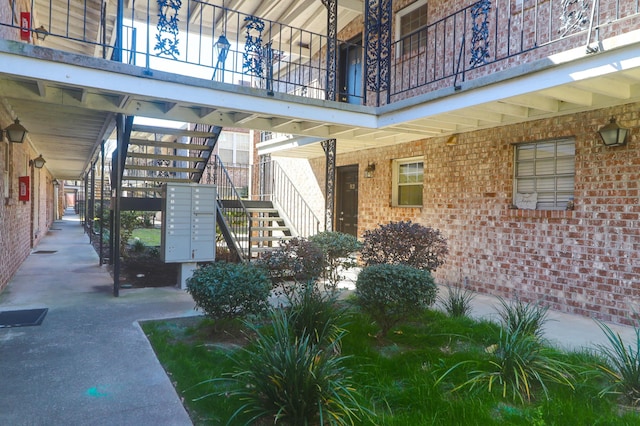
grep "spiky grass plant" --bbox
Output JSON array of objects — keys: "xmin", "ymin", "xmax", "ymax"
[
  {"xmin": 593, "ymin": 320, "xmax": 640, "ymax": 406},
  {"xmin": 436, "ymin": 324, "xmax": 575, "ymax": 403},
  {"xmin": 223, "ymin": 309, "xmax": 372, "ymax": 425},
  {"xmin": 496, "ymin": 297, "xmax": 549, "ymax": 339},
  {"xmin": 439, "ymin": 284, "xmax": 476, "ymax": 318},
  {"xmin": 287, "ymin": 281, "xmax": 343, "ymax": 347}
]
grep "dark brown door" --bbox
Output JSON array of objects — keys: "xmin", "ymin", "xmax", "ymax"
[{"xmin": 336, "ymin": 165, "xmax": 358, "ymax": 236}]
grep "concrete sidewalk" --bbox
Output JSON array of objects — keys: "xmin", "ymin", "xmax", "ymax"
[{"xmin": 0, "ymin": 209, "xmax": 197, "ymax": 426}]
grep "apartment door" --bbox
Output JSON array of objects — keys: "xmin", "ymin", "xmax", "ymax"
[
  {"xmin": 339, "ymin": 38, "xmax": 362, "ymax": 104},
  {"xmin": 336, "ymin": 165, "xmax": 358, "ymax": 236}
]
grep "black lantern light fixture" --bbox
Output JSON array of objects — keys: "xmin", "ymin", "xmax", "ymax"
[
  {"xmin": 216, "ymin": 34, "xmax": 231, "ymax": 63},
  {"xmin": 30, "ymin": 154, "xmax": 46, "ymax": 169},
  {"xmin": 364, "ymin": 162, "xmax": 376, "ymax": 178},
  {"xmin": 34, "ymin": 25, "xmax": 49, "ymax": 41},
  {"xmin": 598, "ymin": 117, "xmax": 628, "ymax": 147},
  {"xmin": 4, "ymin": 119, "xmax": 28, "ymax": 143}
]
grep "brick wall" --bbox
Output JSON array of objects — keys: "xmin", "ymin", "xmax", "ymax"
[
  {"xmin": 0, "ymin": 109, "xmax": 55, "ymax": 292},
  {"xmin": 310, "ymin": 102, "xmax": 640, "ymax": 325}
]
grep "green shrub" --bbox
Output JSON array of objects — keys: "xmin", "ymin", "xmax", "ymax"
[
  {"xmin": 130, "ymin": 238, "xmax": 146, "ymax": 253},
  {"xmin": 355, "ymin": 263, "xmax": 437, "ymax": 336},
  {"xmin": 593, "ymin": 320, "xmax": 640, "ymax": 406},
  {"xmin": 223, "ymin": 309, "xmax": 371, "ymax": 425},
  {"xmin": 257, "ymin": 237, "xmax": 324, "ymax": 298},
  {"xmin": 186, "ymin": 262, "xmax": 271, "ymax": 321},
  {"xmin": 309, "ymin": 231, "xmax": 362, "ymax": 293},
  {"xmin": 360, "ymin": 220, "xmax": 448, "ymax": 271},
  {"xmin": 497, "ymin": 296, "xmax": 548, "ymax": 339},
  {"xmin": 437, "ymin": 324, "xmax": 575, "ymax": 403},
  {"xmin": 287, "ymin": 282, "xmax": 344, "ymax": 347},
  {"xmin": 439, "ymin": 283, "xmax": 476, "ymax": 318}
]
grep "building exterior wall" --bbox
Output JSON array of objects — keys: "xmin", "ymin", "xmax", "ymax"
[
  {"xmin": 310, "ymin": 101, "xmax": 640, "ymax": 325},
  {"xmin": 0, "ymin": 109, "xmax": 55, "ymax": 292}
]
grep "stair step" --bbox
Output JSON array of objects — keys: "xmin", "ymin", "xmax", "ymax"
[
  {"xmin": 250, "ymin": 217, "xmax": 284, "ymax": 223},
  {"xmin": 123, "ymin": 176, "xmax": 192, "ymax": 183},
  {"xmin": 246, "ymin": 208, "xmax": 279, "ymax": 214},
  {"xmin": 124, "ymin": 165, "xmax": 199, "ymax": 173},
  {"xmin": 236, "ymin": 236, "xmax": 293, "ymax": 242},
  {"xmin": 127, "ymin": 152, "xmax": 207, "ymax": 162},
  {"xmin": 129, "ymin": 139, "xmax": 212, "ymax": 151},
  {"xmin": 251, "ymin": 226, "xmax": 289, "ymax": 231}
]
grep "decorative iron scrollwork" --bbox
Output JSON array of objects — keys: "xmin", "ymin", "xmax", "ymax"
[
  {"xmin": 321, "ymin": 0, "xmax": 338, "ymax": 101},
  {"xmin": 559, "ymin": 0, "xmax": 591, "ymax": 36},
  {"xmin": 243, "ymin": 15, "xmax": 265, "ymax": 76},
  {"xmin": 321, "ymin": 139, "xmax": 336, "ymax": 232},
  {"xmin": 470, "ymin": 0, "xmax": 491, "ymax": 68},
  {"xmin": 155, "ymin": 0, "xmax": 182, "ymax": 59},
  {"xmin": 364, "ymin": 0, "xmax": 392, "ymax": 94}
]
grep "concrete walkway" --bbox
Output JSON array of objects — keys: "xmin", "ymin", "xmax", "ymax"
[
  {"xmin": 0, "ymin": 209, "xmax": 196, "ymax": 426},
  {"xmin": 1, "ymin": 210, "xmax": 637, "ymax": 425}
]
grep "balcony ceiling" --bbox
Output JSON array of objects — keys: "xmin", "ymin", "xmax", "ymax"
[{"xmin": 0, "ymin": 6, "xmax": 639, "ymax": 178}]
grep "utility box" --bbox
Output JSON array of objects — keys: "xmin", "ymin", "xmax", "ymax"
[{"xmin": 161, "ymin": 183, "xmax": 217, "ymax": 263}]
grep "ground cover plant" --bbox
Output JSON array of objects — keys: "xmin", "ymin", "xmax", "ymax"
[{"xmin": 142, "ymin": 305, "xmax": 640, "ymax": 425}]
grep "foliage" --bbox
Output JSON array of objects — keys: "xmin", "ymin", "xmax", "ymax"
[
  {"xmin": 119, "ymin": 211, "xmax": 144, "ymax": 256},
  {"xmin": 360, "ymin": 220, "xmax": 448, "ymax": 271},
  {"xmin": 309, "ymin": 231, "xmax": 362, "ymax": 293},
  {"xmin": 186, "ymin": 262, "xmax": 271, "ymax": 321},
  {"xmin": 439, "ymin": 283, "xmax": 476, "ymax": 318},
  {"xmin": 436, "ymin": 324, "xmax": 576, "ymax": 403},
  {"xmin": 130, "ymin": 238, "xmax": 146, "ymax": 253},
  {"xmin": 131, "ymin": 228, "xmax": 161, "ymax": 246},
  {"xmin": 592, "ymin": 320, "xmax": 640, "ymax": 406},
  {"xmin": 287, "ymin": 282, "xmax": 344, "ymax": 347},
  {"xmin": 121, "ymin": 245, "xmax": 177, "ymax": 287},
  {"xmin": 221, "ymin": 309, "xmax": 372, "ymax": 425},
  {"xmin": 257, "ymin": 237, "xmax": 324, "ymax": 298},
  {"xmin": 355, "ymin": 263, "xmax": 437, "ymax": 336},
  {"xmin": 497, "ymin": 297, "xmax": 549, "ymax": 339},
  {"xmin": 145, "ymin": 307, "xmax": 640, "ymax": 425}
]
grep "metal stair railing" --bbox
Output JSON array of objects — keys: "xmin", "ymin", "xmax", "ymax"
[
  {"xmin": 189, "ymin": 123, "xmax": 223, "ymax": 183},
  {"xmin": 268, "ymin": 160, "xmax": 321, "ymax": 238},
  {"xmin": 206, "ymin": 155, "xmax": 252, "ymax": 261}
]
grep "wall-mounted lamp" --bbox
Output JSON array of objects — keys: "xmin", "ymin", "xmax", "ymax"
[
  {"xmin": 446, "ymin": 134, "xmax": 458, "ymax": 145},
  {"xmin": 34, "ymin": 25, "xmax": 49, "ymax": 41},
  {"xmin": 598, "ymin": 117, "xmax": 628, "ymax": 147},
  {"xmin": 30, "ymin": 154, "xmax": 46, "ymax": 169},
  {"xmin": 53, "ymin": 179, "xmax": 60, "ymax": 186},
  {"xmin": 4, "ymin": 119, "xmax": 28, "ymax": 143},
  {"xmin": 364, "ymin": 162, "xmax": 376, "ymax": 178}
]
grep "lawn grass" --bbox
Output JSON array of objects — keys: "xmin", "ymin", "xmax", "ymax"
[
  {"xmin": 131, "ymin": 228, "xmax": 161, "ymax": 246},
  {"xmin": 142, "ymin": 307, "xmax": 640, "ymax": 425}
]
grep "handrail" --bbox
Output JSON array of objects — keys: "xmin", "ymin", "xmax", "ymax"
[
  {"xmin": 189, "ymin": 123, "xmax": 223, "ymax": 183},
  {"xmin": 206, "ymin": 155, "xmax": 251, "ymax": 261},
  {"xmin": 264, "ymin": 160, "xmax": 321, "ymax": 238}
]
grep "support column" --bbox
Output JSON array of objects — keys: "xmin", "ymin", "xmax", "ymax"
[
  {"xmin": 364, "ymin": 0, "xmax": 392, "ymax": 105},
  {"xmin": 321, "ymin": 0, "xmax": 338, "ymax": 101},
  {"xmin": 113, "ymin": 114, "xmax": 124, "ymax": 297},
  {"xmin": 322, "ymin": 139, "xmax": 336, "ymax": 232}
]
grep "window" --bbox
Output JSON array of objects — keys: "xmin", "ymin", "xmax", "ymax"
[
  {"xmin": 397, "ymin": 2, "xmax": 428, "ymax": 54},
  {"xmin": 392, "ymin": 157, "xmax": 423, "ymax": 206},
  {"xmin": 217, "ymin": 131, "xmax": 250, "ymax": 165},
  {"xmin": 514, "ymin": 138, "xmax": 575, "ymax": 210}
]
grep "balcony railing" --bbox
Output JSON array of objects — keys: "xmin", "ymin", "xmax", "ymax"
[{"xmin": 0, "ymin": 0, "xmax": 638, "ymax": 107}]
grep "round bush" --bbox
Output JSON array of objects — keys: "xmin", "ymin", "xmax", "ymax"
[
  {"xmin": 360, "ymin": 220, "xmax": 448, "ymax": 271},
  {"xmin": 355, "ymin": 263, "xmax": 437, "ymax": 335},
  {"xmin": 186, "ymin": 262, "xmax": 271, "ymax": 320}
]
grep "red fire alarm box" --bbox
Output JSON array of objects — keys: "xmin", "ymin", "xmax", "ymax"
[
  {"xmin": 20, "ymin": 12, "xmax": 31, "ymax": 41},
  {"xmin": 18, "ymin": 176, "xmax": 30, "ymax": 201}
]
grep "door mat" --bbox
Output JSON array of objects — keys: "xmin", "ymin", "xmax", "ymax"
[
  {"xmin": 0, "ymin": 308, "xmax": 48, "ymax": 328},
  {"xmin": 33, "ymin": 250, "xmax": 57, "ymax": 254}
]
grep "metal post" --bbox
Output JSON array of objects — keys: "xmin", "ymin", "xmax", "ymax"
[
  {"xmin": 113, "ymin": 114, "xmax": 124, "ymax": 297},
  {"xmin": 321, "ymin": 0, "xmax": 338, "ymax": 101},
  {"xmin": 99, "ymin": 141, "xmax": 105, "ymax": 266},
  {"xmin": 321, "ymin": 139, "xmax": 336, "ymax": 232}
]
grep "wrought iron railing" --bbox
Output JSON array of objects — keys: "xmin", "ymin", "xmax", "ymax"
[
  {"xmin": 260, "ymin": 159, "xmax": 321, "ymax": 238},
  {"xmin": 386, "ymin": 0, "xmax": 640, "ymax": 103},
  {"xmin": 204, "ymin": 155, "xmax": 251, "ymax": 261},
  {"xmin": 0, "ymin": 0, "xmax": 638, "ymax": 107}
]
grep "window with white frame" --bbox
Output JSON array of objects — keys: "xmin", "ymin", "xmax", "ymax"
[
  {"xmin": 217, "ymin": 131, "xmax": 250, "ymax": 165},
  {"xmin": 392, "ymin": 157, "xmax": 424, "ymax": 206},
  {"xmin": 514, "ymin": 138, "xmax": 575, "ymax": 210},
  {"xmin": 396, "ymin": 1, "xmax": 428, "ymax": 54}
]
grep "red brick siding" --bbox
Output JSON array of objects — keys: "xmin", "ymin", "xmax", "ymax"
[{"xmin": 309, "ymin": 102, "xmax": 640, "ymax": 325}]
